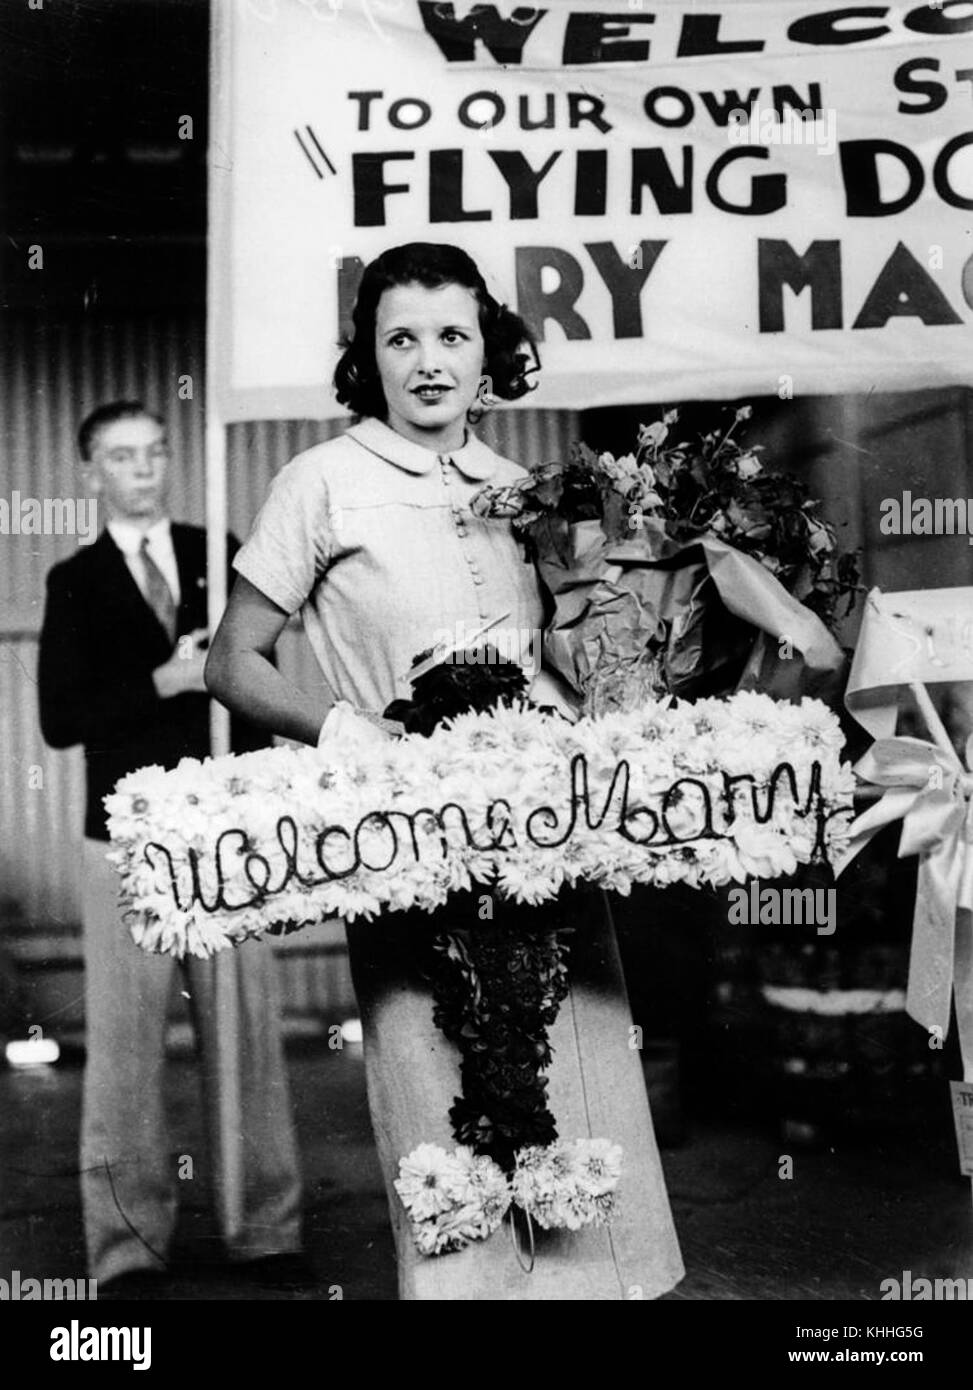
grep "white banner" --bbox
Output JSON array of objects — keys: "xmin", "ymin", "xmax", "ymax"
[{"xmin": 210, "ymin": 0, "xmax": 973, "ymax": 421}]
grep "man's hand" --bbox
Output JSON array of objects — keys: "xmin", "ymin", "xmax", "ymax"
[{"xmin": 152, "ymin": 628, "xmax": 209, "ymax": 699}]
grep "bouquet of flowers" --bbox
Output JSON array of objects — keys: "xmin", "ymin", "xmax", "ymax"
[
  {"xmin": 395, "ymin": 1138, "xmax": 623, "ymax": 1256},
  {"xmin": 472, "ymin": 407, "xmax": 861, "ymax": 716},
  {"xmin": 383, "ymin": 641, "xmax": 529, "ymax": 734}
]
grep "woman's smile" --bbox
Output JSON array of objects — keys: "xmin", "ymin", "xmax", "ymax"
[{"xmin": 411, "ymin": 383, "xmax": 453, "ymax": 403}]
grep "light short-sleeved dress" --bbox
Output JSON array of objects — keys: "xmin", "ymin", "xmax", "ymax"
[{"xmin": 235, "ymin": 416, "xmax": 684, "ymax": 1300}]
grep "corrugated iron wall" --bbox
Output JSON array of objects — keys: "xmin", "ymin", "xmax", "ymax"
[
  {"xmin": 0, "ymin": 639, "xmax": 85, "ymax": 928},
  {"xmin": 0, "ymin": 311, "xmax": 579, "ymax": 956}
]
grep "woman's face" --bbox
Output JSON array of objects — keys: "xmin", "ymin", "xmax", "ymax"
[{"xmin": 375, "ymin": 281, "xmax": 486, "ymax": 451}]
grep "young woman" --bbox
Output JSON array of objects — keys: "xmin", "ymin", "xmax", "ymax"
[{"xmin": 206, "ymin": 242, "xmax": 684, "ymax": 1300}]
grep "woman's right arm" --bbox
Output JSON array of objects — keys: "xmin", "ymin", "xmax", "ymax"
[{"xmin": 205, "ymin": 574, "xmax": 334, "ymax": 746}]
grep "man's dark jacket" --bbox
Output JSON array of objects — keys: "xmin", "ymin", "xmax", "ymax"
[{"xmin": 38, "ymin": 523, "xmax": 267, "ymax": 840}]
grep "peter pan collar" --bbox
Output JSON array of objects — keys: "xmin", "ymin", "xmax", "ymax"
[{"xmin": 346, "ymin": 416, "xmax": 498, "ymax": 481}]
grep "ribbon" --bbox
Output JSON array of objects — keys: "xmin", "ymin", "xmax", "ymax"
[
  {"xmin": 835, "ymin": 734, "xmax": 973, "ymax": 1080},
  {"xmin": 845, "ymin": 587, "xmax": 973, "ymax": 741}
]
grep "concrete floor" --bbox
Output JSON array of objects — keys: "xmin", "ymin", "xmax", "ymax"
[{"xmin": 2, "ymin": 1040, "xmax": 971, "ymax": 1301}]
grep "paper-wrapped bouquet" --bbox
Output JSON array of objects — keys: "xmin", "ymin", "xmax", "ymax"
[{"xmin": 473, "ymin": 406, "xmax": 861, "ymax": 715}]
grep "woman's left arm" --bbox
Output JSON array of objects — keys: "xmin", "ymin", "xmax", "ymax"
[{"xmin": 205, "ymin": 574, "xmax": 335, "ymax": 745}]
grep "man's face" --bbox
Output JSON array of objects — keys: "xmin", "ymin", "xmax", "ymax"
[{"xmin": 85, "ymin": 415, "xmax": 170, "ymax": 524}]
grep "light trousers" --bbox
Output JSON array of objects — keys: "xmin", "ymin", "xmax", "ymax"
[{"xmin": 80, "ymin": 838, "xmax": 303, "ymax": 1284}]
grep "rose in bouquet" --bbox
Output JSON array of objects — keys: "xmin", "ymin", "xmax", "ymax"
[{"xmin": 472, "ymin": 407, "xmax": 862, "ymax": 715}]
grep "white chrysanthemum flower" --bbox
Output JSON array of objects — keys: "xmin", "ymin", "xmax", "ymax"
[
  {"xmin": 458, "ymin": 1151, "xmax": 512, "ymax": 1229},
  {"xmin": 511, "ymin": 1145, "xmax": 558, "ymax": 1205},
  {"xmin": 573, "ymin": 1138, "xmax": 623, "ymax": 1197},
  {"xmin": 496, "ymin": 859, "xmax": 562, "ymax": 905},
  {"xmin": 733, "ymin": 821, "xmax": 799, "ymax": 880},
  {"xmin": 412, "ymin": 1220, "xmax": 449, "ymax": 1257},
  {"xmin": 397, "ymin": 1145, "xmax": 512, "ymax": 1253},
  {"xmin": 394, "ymin": 1144, "xmax": 469, "ymax": 1221}
]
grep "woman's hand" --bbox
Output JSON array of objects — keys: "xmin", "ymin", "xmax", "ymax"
[
  {"xmin": 529, "ymin": 667, "xmax": 582, "ymax": 723},
  {"xmin": 318, "ymin": 701, "xmax": 403, "ymax": 749}
]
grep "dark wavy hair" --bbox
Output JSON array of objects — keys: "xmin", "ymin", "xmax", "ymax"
[
  {"xmin": 78, "ymin": 400, "xmax": 165, "ymax": 461},
  {"xmin": 334, "ymin": 243, "xmax": 540, "ymax": 422}
]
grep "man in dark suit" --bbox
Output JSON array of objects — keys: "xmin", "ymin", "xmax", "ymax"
[{"xmin": 38, "ymin": 401, "xmax": 304, "ymax": 1296}]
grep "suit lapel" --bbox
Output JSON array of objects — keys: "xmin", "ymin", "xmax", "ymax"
[
  {"xmin": 171, "ymin": 523, "xmax": 207, "ymax": 636},
  {"xmin": 94, "ymin": 528, "xmax": 148, "ymax": 614},
  {"xmin": 94, "ymin": 527, "xmax": 175, "ymax": 650}
]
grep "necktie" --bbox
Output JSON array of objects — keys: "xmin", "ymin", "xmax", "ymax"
[{"xmin": 140, "ymin": 536, "xmax": 177, "ymax": 644}]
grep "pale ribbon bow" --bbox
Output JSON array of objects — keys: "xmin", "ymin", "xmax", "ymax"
[{"xmin": 835, "ymin": 735, "xmax": 973, "ymax": 1065}]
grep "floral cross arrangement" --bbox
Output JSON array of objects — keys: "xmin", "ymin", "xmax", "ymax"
[
  {"xmin": 106, "ymin": 689, "xmax": 853, "ymax": 1257},
  {"xmin": 106, "ymin": 409, "xmax": 862, "ymax": 1261}
]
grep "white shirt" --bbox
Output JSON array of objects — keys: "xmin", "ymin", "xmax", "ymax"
[
  {"xmin": 234, "ymin": 418, "xmax": 545, "ymax": 714},
  {"xmin": 106, "ymin": 517, "xmax": 181, "ymax": 608}
]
